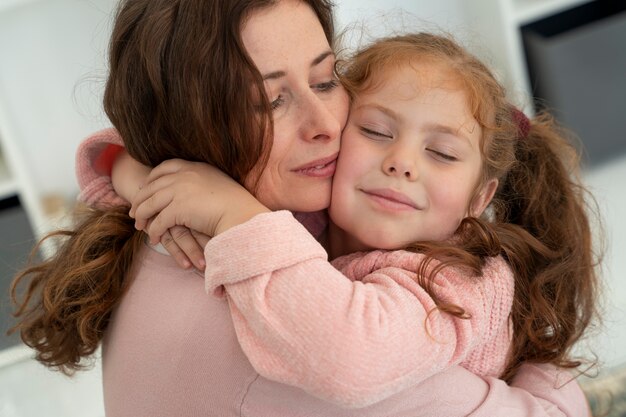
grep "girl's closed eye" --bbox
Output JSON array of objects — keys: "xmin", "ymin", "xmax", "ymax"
[
  {"xmin": 360, "ymin": 126, "xmax": 393, "ymax": 140},
  {"xmin": 427, "ymin": 147, "xmax": 458, "ymax": 162}
]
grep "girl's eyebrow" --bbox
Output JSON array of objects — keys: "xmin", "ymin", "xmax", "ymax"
[
  {"xmin": 262, "ymin": 50, "xmax": 334, "ymax": 81},
  {"xmin": 355, "ymin": 103, "xmax": 400, "ymax": 120},
  {"xmin": 422, "ymin": 123, "xmax": 472, "ymax": 144}
]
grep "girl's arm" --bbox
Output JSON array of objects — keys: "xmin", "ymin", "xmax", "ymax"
[
  {"xmin": 203, "ymin": 210, "xmax": 514, "ymax": 407},
  {"xmin": 209, "ymin": 213, "xmax": 589, "ymax": 415},
  {"xmin": 75, "ymin": 128, "xmax": 150, "ymax": 206},
  {"xmin": 75, "ymin": 130, "xmax": 209, "ymax": 269},
  {"xmin": 110, "ymin": 150, "xmax": 151, "ymax": 204}
]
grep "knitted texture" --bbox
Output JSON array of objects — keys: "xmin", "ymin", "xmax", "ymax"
[
  {"xmin": 205, "ymin": 210, "xmax": 515, "ymax": 407},
  {"xmin": 75, "ymin": 128, "xmax": 127, "ymax": 208}
]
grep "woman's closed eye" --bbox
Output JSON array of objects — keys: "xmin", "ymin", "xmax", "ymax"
[
  {"xmin": 312, "ymin": 79, "xmax": 339, "ymax": 92},
  {"xmin": 270, "ymin": 95, "xmax": 285, "ymax": 110},
  {"xmin": 270, "ymin": 79, "xmax": 338, "ymax": 111}
]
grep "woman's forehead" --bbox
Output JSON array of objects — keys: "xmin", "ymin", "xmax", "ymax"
[{"xmin": 242, "ymin": 0, "xmax": 329, "ymax": 67}]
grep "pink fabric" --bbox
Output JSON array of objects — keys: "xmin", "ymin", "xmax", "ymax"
[
  {"xmin": 75, "ymin": 128, "xmax": 126, "ymax": 208},
  {"xmin": 103, "ymin": 244, "xmax": 589, "ymax": 417},
  {"xmin": 204, "ymin": 211, "xmax": 514, "ymax": 407},
  {"xmin": 76, "ymin": 131, "xmax": 592, "ymax": 416}
]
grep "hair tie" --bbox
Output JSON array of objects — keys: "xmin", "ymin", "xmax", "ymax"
[{"xmin": 512, "ymin": 108, "xmax": 531, "ymax": 139}]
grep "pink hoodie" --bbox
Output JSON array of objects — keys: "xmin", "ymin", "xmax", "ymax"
[
  {"xmin": 76, "ymin": 129, "xmax": 591, "ymax": 416},
  {"xmin": 203, "ymin": 211, "xmax": 514, "ymax": 406}
]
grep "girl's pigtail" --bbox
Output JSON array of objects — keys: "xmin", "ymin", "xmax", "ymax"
[
  {"xmin": 495, "ymin": 111, "xmax": 600, "ymax": 381},
  {"xmin": 9, "ymin": 205, "xmax": 143, "ymax": 375}
]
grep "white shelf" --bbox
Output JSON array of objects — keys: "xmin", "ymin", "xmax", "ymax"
[
  {"xmin": 513, "ymin": 0, "xmax": 595, "ymax": 25},
  {"xmin": 0, "ymin": 344, "xmax": 32, "ymax": 370},
  {"xmin": 0, "ymin": 155, "xmax": 18, "ymax": 200}
]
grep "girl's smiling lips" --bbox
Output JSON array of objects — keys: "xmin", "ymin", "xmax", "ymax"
[
  {"xmin": 293, "ymin": 153, "xmax": 339, "ymax": 178},
  {"xmin": 361, "ymin": 188, "xmax": 421, "ymax": 211}
]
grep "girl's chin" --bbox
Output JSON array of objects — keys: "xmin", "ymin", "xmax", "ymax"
[{"xmin": 357, "ymin": 232, "xmax": 410, "ymax": 251}]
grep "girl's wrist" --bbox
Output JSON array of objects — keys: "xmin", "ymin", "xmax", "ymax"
[{"xmin": 214, "ymin": 201, "xmax": 271, "ymax": 236}]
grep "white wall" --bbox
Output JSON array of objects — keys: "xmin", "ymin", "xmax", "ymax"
[
  {"xmin": 336, "ymin": 0, "xmax": 472, "ymax": 29},
  {"xmin": 334, "ymin": 0, "xmax": 476, "ymax": 51}
]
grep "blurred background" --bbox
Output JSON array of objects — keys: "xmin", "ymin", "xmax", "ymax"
[{"xmin": 0, "ymin": 0, "xmax": 624, "ymax": 416}]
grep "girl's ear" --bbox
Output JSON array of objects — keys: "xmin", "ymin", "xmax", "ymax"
[{"xmin": 469, "ymin": 178, "xmax": 498, "ymax": 217}]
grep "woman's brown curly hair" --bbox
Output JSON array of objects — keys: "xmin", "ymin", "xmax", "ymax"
[{"xmin": 9, "ymin": 0, "xmax": 336, "ymax": 375}]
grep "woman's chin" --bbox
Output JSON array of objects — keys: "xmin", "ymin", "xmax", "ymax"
[
  {"xmin": 281, "ymin": 186, "xmax": 332, "ymax": 213},
  {"xmin": 288, "ymin": 197, "xmax": 331, "ymax": 213}
]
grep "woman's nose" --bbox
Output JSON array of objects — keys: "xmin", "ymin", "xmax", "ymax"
[
  {"xmin": 299, "ymin": 93, "xmax": 341, "ymax": 143},
  {"xmin": 383, "ymin": 148, "xmax": 419, "ymax": 180}
]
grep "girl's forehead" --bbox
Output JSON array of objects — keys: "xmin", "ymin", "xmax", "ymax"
[{"xmin": 361, "ymin": 60, "xmax": 465, "ymax": 99}]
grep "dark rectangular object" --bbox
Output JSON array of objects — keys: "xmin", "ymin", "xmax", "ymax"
[
  {"xmin": 0, "ymin": 196, "xmax": 36, "ymax": 350},
  {"xmin": 522, "ymin": 1, "xmax": 626, "ymax": 166}
]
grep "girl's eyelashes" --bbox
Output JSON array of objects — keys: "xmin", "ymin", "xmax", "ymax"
[
  {"xmin": 427, "ymin": 148, "xmax": 458, "ymax": 162},
  {"xmin": 360, "ymin": 126, "xmax": 393, "ymax": 140}
]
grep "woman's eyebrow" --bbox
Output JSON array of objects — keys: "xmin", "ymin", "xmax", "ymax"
[
  {"xmin": 263, "ymin": 70, "xmax": 286, "ymax": 81},
  {"xmin": 311, "ymin": 50, "xmax": 333, "ymax": 67},
  {"xmin": 262, "ymin": 51, "xmax": 334, "ymax": 81}
]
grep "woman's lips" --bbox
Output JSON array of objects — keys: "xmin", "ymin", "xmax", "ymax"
[
  {"xmin": 361, "ymin": 188, "xmax": 420, "ymax": 211},
  {"xmin": 293, "ymin": 153, "xmax": 338, "ymax": 178}
]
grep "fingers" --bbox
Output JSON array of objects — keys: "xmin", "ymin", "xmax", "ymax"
[
  {"xmin": 129, "ymin": 160, "xmax": 204, "ymax": 218},
  {"xmin": 191, "ymin": 229, "xmax": 211, "ymax": 248},
  {"xmin": 131, "ymin": 181, "xmax": 175, "ymax": 228},
  {"xmin": 156, "ymin": 227, "xmax": 207, "ymax": 271},
  {"xmin": 169, "ymin": 226, "xmax": 206, "ymax": 270},
  {"xmin": 143, "ymin": 208, "xmax": 176, "ymax": 245},
  {"xmin": 130, "ymin": 174, "xmax": 173, "ymax": 219},
  {"xmin": 159, "ymin": 229, "xmax": 193, "ymax": 269}
]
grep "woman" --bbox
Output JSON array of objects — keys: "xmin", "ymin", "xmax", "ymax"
[{"xmin": 13, "ymin": 0, "xmax": 590, "ymax": 415}]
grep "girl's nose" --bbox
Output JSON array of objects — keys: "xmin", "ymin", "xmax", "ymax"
[{"xmin": 383, "ymin": 148, "xmax": 419, "ymax": 181}]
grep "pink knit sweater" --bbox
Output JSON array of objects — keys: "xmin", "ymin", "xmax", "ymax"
[
  {"xmin": 75, "ymin": 128, "xmax": 591, "ymax": 416},
  {"xmin": 204, "ymin": 211, "xmax": 514, "ymax": 406}
]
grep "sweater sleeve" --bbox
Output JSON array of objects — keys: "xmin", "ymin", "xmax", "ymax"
[
  {"xmin": 75, "ymin": 128, "xmax": 127, "ymax": 209},
  {"xmin": 204, "ymin": 210, "xmax": 514, "ymax": 408}
]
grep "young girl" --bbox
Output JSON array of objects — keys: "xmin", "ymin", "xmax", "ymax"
[{"xmin": 126, "ymin": 32, "xmax": 600, "ymax": 405}]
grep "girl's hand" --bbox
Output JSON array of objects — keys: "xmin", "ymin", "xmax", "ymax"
[
  {"xmin": 130, "ymin": 159, "xmax": 269, "ymax": 244},
  {"xmin": 111, "ymin": 150, "xmax": 150, "ymax": 202},
  {"xmin": 112, "ymin": 152, "xmax": 209, "ymax": 270},
  {"xmin": 159, "ymin": 225, "xmax": 210, "ymax": 271}
]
